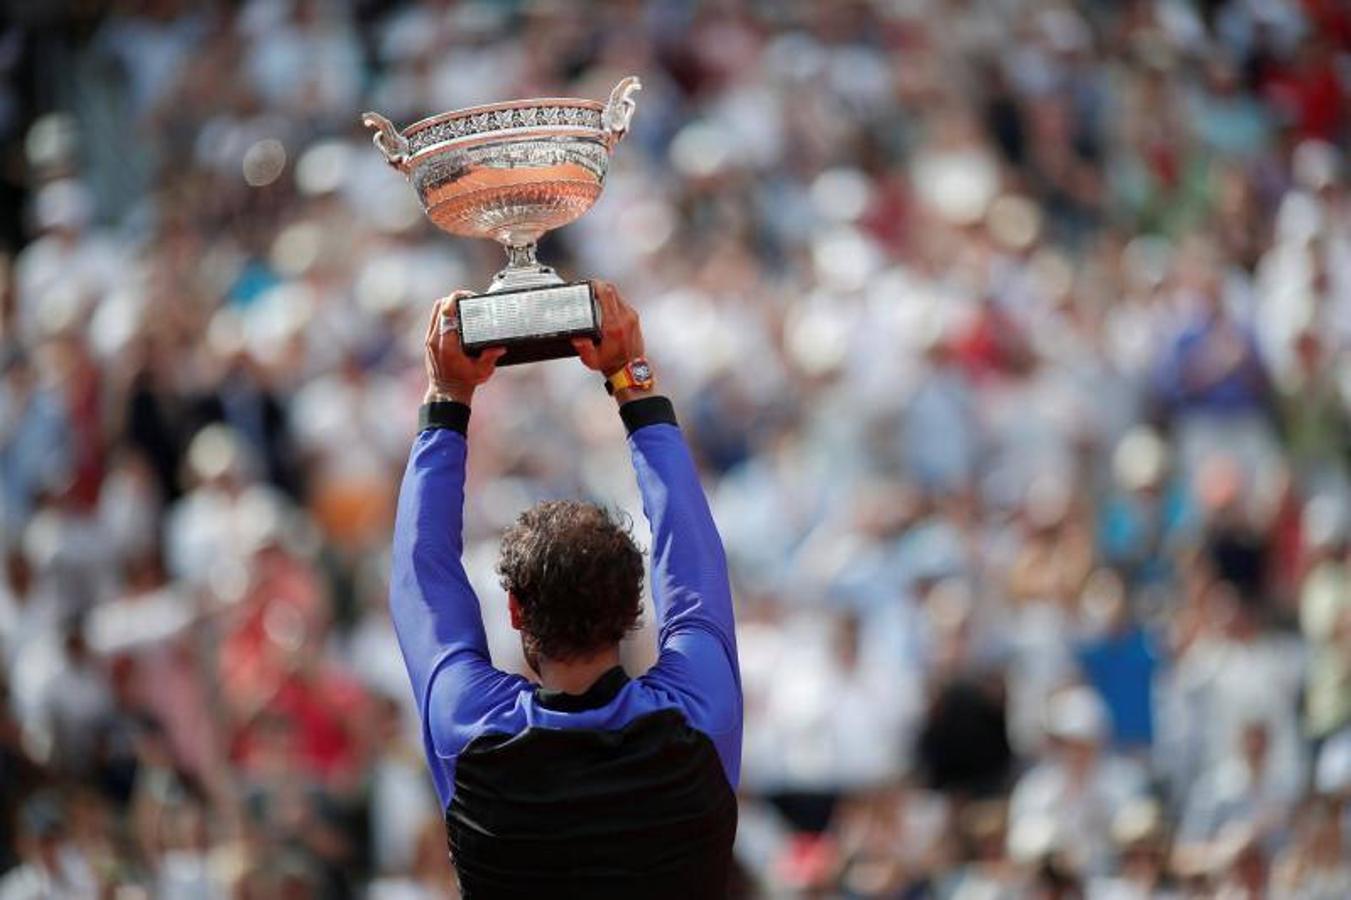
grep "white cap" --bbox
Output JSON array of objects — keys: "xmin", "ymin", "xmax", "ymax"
[
  {"xmin": 186, "ymin": 424, "xmax": 250, "ymax": 483},
  {"xmin": 1045, "ymin": 685, "xmax": 1108, "ymax": 744},
  {"xmin": 1114, "ymin": 427, "xmax": 1168, "ymax": 491},
  {"xmin": 33, "ymin": 179, "xmax": 92, "ymax": 232}
]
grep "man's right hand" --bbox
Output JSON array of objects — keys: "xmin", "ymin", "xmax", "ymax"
[
  {"xmin": 572, "ymin": 282, "xmax": 644, "ymax": 376},
  {"xmin": 572, "ymin": 282, "xmax": 653, "ymax": 403}
]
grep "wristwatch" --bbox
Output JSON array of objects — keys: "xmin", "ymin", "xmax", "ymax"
[{"xmin": 605, "ymin": 357, "xmax": 655, "ymax": 395}]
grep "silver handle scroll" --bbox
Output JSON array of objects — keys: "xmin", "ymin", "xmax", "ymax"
[
  {"xmin": 601, "ymin": 76, "xmax": 642, "ymax": 149},
  {"xmin": 362, "ymin": 111, "xmax": 410, "ymax": 170}
]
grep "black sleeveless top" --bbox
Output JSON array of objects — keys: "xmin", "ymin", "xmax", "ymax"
[{"xmin": 444, "ymin": 667, "xmax": 738, "ymax": 899}]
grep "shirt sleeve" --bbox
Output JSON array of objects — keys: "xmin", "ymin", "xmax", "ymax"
[
  {"xmin": 624, "ymin": 397, "xmax": 743, "ymax": 785},
  {"xmin": 389, "ymin": 401, "xmax": 525, "ymax": 805}
]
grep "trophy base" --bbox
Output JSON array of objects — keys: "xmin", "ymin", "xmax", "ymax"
[{"xmin": 458, "ymin": 281, "xmax": 601, "ymax": 367}]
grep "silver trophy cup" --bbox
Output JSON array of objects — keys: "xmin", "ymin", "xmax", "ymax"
[{"xmin": 363, "ymin": 77, "xmax": 641, "ymax": 365}]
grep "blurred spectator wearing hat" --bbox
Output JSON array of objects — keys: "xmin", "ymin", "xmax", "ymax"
[{"xmin": 1007, "ymin": 685, "xmax": 1149, "ymax": 879}]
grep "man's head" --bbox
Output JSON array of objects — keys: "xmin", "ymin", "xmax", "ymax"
[{"xmin": 497, "ymin": 500, "xmax": 643, "ymax": 669}]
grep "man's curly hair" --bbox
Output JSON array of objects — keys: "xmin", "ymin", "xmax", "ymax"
[{"xmin": 496, "ymin": 500, "xmax": 644, "ymax": 662}]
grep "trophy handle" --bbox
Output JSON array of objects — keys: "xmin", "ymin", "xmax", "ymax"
[
  {"xmin": 601, "ymin": 76, "xmax": 642, "ymax": 149},
  {"xmin": 362, "ymin": 111, "xmax": 410, "ymax": 170}
]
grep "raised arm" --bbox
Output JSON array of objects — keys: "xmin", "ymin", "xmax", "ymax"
[
  {"xmin": 625, "ymin": 400, "xmax": 739, "ymax": 698},
  {"xmin": 389, "ymin": 297, "xmax": 509, "ymax": 802},
  {"xmin": 389, "ymin": 406, "xmax": 484, "ymax": 719},
  {"xmin": 573, "ymin": 285, "xmax": 742, "ymax": 779}
]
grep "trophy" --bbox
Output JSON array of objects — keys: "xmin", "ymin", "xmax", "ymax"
[{"xmin": 363, "ymin": 77, "xmax": 641, "ymax": 366}]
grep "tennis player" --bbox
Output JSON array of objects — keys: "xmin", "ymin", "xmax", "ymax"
[{"xmin": 389, "ymin": 282, "xmax": 741, "ymax": 897}]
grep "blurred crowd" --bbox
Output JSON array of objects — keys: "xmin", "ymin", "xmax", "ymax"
[{"xmin": 1, "ymin": 0, "xmax": 1350, "ymax": 897}]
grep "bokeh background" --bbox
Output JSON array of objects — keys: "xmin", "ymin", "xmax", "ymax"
[{"xmin": 1, "ymin": 0, "xmax": 1350, "ymax": 897}]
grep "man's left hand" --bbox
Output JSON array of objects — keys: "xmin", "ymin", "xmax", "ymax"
[{"xmin": 424, "ymin": 292, "xmax": 506, "ymax": 405}]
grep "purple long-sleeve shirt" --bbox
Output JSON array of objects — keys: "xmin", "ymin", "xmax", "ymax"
[{"xmin": 388, "ymin": 396, "xmax": 742, "ymax": 811}]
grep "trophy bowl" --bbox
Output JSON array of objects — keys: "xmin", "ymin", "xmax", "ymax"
[{"xmin": 363, "ymin": 76, "xmax": 640, "ymax": 295}]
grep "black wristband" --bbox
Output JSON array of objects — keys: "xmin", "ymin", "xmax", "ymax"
[
  {"xmin": 618, "ymin": 395, "xmax": 677, "ymax": 435},
  {"xmin": 419, "ymin": 400, "xmax": 471, "ymax": 436}
]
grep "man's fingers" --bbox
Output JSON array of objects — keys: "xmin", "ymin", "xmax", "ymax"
[
  {"xmin": 592, "ymin": 280, "xmax": 621, "ymax": 323},
  {"xmin": 477, "ymin": 346, "xmax": 507, "ymax": 365},
  {"xmin": 599, "ymin": 280, "xmax": 635, "ymax": 320},
  {"xmin": 595, "ymin": 281, "xmax": 640, "ymax": 345},
  {"xmin": 572, "ymin": 337, "xmax": 600, "ymax": 369},
  {"xmin": 427, "ymin": 292, "xmax": 472, "ymax": 340},
  {"xmin": 425, "ymin": 297, "xmax": 443, "ymax": 346},
  {"xmin": 438, "ymin": 297, "xmax": 461, "ymax": 335},
  {"xmin": 475, "ymin": 347, "xmax": 507, "ymax": 377}
]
